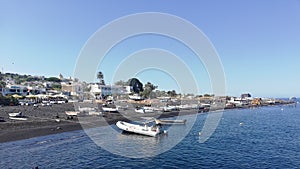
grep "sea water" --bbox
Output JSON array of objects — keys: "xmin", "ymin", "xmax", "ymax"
[{"xmin": 0, "ymin": 102, "xmax": 299, "ymax": 168}]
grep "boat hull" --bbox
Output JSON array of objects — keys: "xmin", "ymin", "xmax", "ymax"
[
  {"xmin": 116, "ymin": 121, "xmax": 160, "ymax": 137},
  {"xmin": 102, "ymin": 107, "xmax": 118, "ymax": 112},
  {"xmin": 134, "ymin": 108, "xmax": 154, "ymax": 113},
  {"xmin": 9, "ymin": 117, "xmax": 28, "ymax": 121},
  {"xmin": 155, "ymin": 119, "xmax": 186, "ymax": 125}
]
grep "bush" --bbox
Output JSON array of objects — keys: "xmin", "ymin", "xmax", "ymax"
[{"xmin": 0, "ymin": 95, "xmax": 19, "ymax": 106}]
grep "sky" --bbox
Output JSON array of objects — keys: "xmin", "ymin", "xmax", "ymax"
[{"xmin": 1, "ymin": 0, "xmax": 300, "ymax": 98}]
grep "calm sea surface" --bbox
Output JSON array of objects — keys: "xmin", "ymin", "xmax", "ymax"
[{"xmin": 1, "ymin": 102, "xmax": 299, "ymax": 168}]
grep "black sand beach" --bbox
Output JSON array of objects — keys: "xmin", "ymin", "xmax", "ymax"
[
  {"xmin": 0, "ymin": 103, "xmax": 200, "ymax": 143},
  {"xmin": 0, "ymin": 103, "xmax": 80, "ymax": 143}
]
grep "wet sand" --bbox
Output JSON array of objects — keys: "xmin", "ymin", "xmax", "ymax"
[{"xmin": 0, "ymin": 103, "xmax": 199, "ymax": 143}]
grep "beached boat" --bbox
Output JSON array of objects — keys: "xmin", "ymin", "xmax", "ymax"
[
  {"xmin": 65, "ymin": 111, "xmax": 79, "ymax": 116},
  {"xmin": 116, "ymin": 121, "xmax": 164, "ymax": 137},
  {"xmin": 128, "ymin": 94, "xmax": 144, "ymax": 101},
  {"xmin": 9, "ymin": 117, "xmax": 28, "ymax": 121},
  {"xmin": 154, "ymin": 118, "xmax": 186, "ymax": 125},
  {"xmin": 102, "ymin": 106, "xmax": 118, "ymax": 112},
  {"xmin": 8, "ymin": 112, "xmax": 28, "ymax": 121},
  {"xmin": 162, "ymin": 106, "xmax": 178, "ymax": 112},
  {"xmin": 8, "ymin": 112, "xmax": 24, "ymax": 117},
  {"xmin": 134, "ymin": 106, "xmax": 154, "ymax": 113},
  {"xmin": 88, "ymin": 111, "xmax": 103, "ymax": 116},
  {"xmin": 78, "ymin": 106, "xmax": 95, "ymax": 112},
  {"xmin": 102, "ymin": 104, "xmax": 118, "ymax": 112}
]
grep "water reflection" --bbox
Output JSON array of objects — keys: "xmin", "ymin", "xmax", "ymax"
[{"xmin": 83, "ymin": 114, "xmax": 197, "ymax": 158}]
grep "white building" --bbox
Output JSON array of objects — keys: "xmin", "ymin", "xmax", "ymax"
[
  {"xmin": 1, "ymin": 85, "xmax": 28, "ymax": 96},
  {"xmin": 89, "ymin": 84, "xmax": 129, "ymax": 98},
  {"xmin": 27, "ymin": 86, "xmax": 46, "ymax": 94}
]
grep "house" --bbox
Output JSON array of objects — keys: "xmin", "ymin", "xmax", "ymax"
[
  {"xmin": 61, "ymin": 81, "xmax": 83, "ymax": 96},
  {"xmin": 1, "ymin": 85, "xmax": 28, "ymax": 96},
  {"xmin": 89, "ymin": 84, "xmax": 128, "ymax": 98}
]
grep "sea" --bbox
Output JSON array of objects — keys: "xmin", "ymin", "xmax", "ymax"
[{"xmin": 1, "ymin": 101, "xmax": 299, "ymax": 169}]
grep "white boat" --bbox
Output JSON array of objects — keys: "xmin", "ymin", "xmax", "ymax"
[
  {"xmin": 78, "ymin": 106, "xmax": 95, "ymax": 112},
  {"xmin": 8, "ymin": 112, "xmax": 28, "ymax": 121},
  {"xmin": 65, "ymin": 111, "xmax": 79, "ymax": 116},
  {"xmin": 116, "ymin": 121, "xmax": 163, "ymax": 137},
  {"xmin": 128, "ymin": 94, "xmax": 144, "ymax": 101},
  {"xmin": 154, "ymin": 118, "xmax": 186, "ymax": 125},
  {"xmin": 102, "ymin": 106, "xmax": 118, "ymax": 112},
  {"xmin": 9, "ymin": 117, "xmax": 28, "ymax": 121},
  {"xmin": 102, "ymin": 104, "xmax": 118, "ymax": 112},
  {"xmin": 134, "ymin": 107, "xmax": 154, "ymax": 113},
  {"xmin": 88, "ymin": 111, "xmax": 103, "ymax": 116},
  {"xmin": 162, "ymin": 106, "xmax": 178, "ymax": 112},
  {"xmin": 8, "ymin": 112, "xmax": 24, "ymax": 117}
]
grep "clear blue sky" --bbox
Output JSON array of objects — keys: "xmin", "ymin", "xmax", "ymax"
[{"xmin": 1, "ymin": 0, "xmax": 300, "ymax": 97}]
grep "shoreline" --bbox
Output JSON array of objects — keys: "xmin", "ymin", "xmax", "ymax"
[
  {"xmin": 0, "ymin": 102, "xmax": 295, "ymax": 143},
  {"xmin": 0, "ymin": 103, "xmax": 200, "ymax": 143}
]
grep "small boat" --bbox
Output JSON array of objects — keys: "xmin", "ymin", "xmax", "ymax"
[
  {"xmin": 154, "ymin": 118, "xmax": 186, "ymax": 125},
  {"xmin": 116, "ymin": 121, "xmax": 164, "ymax": 137},
  {"xmin": 134, "ymin": 106, "xmax": 154, "ymax": 113},
  {"xmin": 8, "ymin": 112, "xmax": 24, "ymax": 117},
  {"xmin": 8, "ymin": 112, "xmax": 28, "ymax": 121},
  {"xmin": 128, "ymin": 94, "xmax": 144, "ymax": 101},
  {"xmin": 78, "ymin": 106, "xmax": 95, "ymax": 112},
  {"xmin": 102, "ymin": 106, "xmax": 118, "ymax": 112},
  {"xmin": 102, "ymin": 104, "xmax": 118, "ymax": 112},
  {"xmin": 162, "ymin": 106, "xmax": 178, "ymax": 112},
  {"xmin": 88, "ymin": 111, "xmax": 103, "ymax": 116},
  {"xmin": 65, "ymin": 111, "xmax": 79, "ymax": 116},
  {"xmin": 9, "ymin": 117, "xmax": 28, "ymax": 121}
]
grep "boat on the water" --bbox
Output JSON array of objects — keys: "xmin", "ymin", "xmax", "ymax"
[
  {"xmin": 154, "ymin": 118, "xmax": 186, "ymax": 125},
  {"xmin": 116, "ymin": 121, "xmax": 164, "ymax": 137}
]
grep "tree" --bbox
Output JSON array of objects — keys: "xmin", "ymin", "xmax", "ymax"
[
  {"xmin": 0, "ymin": 95, "xmax": 19, "ymax": 106},
  {"xmin": 51, "ymin": 83, "xmax": 62, "ymax": 90},
  {"xmin": 167, "ymin": 90, "xmax": 177, "ymax": 97},
  {"xmin": 127, "ymin": 78, "xmax": 143, "ymax": 94},
  {"xmin": 141, "ymin": 82, "xmax": 157, "ymax": 98},
  {"xmin": 0, "ymin": 81, "xmax": 6, "ymax": 88},
  {"xmin": 203, "ymin": 94, "xmax": 213, "ymax": 97},
  {"xmin": 46, "ymin": 77, "xmax": 61, "ymax": 83}
]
